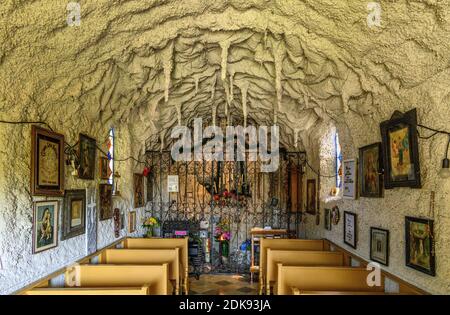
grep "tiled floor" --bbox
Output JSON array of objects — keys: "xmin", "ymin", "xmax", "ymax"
[{"xmin": 189, "ymin": 274, "xmax": 258, "ymax": 295}]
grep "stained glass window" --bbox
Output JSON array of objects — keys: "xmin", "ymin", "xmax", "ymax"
[{"xmin": 107, "ymin": 127, "xmax": 115, "ymax": 192}]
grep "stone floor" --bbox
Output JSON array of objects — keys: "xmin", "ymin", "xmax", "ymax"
[{"xmin": 189, "ymin": 274, "xmax": 258, "ymax": 295}]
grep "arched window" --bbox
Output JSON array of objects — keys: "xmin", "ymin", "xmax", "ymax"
[
  {"xmin": 335, "ymin": 131, "xmax": 343, "ymax": 190},
  {"xmin": 107, "ymin": 127, "xmax": 115, "ymax": 191}
]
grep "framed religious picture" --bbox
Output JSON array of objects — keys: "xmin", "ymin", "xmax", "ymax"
[
  {"xmin": 343, "ymin": 211, "xmax": 357, "ymax": 249},
  {"xmin": 31, "ymin": 125, "xmax": 65, "ymax": 196},
  {"xmin": 343, "ymin": 159, "xmax": 357, "ymax": 199},
  {"xmin": 78, "ymin": 133, "xmax": 97, "ymax": 180},
  {"xmin": 99, "ymin": 156, "xmax": 111, "ymax": 180},
  {"xmin": 99, "ymin": 184, "xmax": 113, "ymax": 220},
  {"xmin": 33, "ymin": 200, "xmax": 59, "ymax": 254},
  {"xmin": 306, "ymin": 179, "xmax": 316, "ymax": 214},
  {"xmin": 128, "ymin": 211, "xmax": 137, "ymax": 233},
  {"xmin": 324, "ymin": 208, "xmax": 332, "ymax": 231},
  {"xmin": 359, "ymin": 143, "xmax": 383, "ymax": 198},
  {"xmin": 331, "ymin": 206, "xmax": 340, "ymax": 225},
  {"xmin": 62, "ymin": 189, "xmax": 86, "ymax": 240},
  {"xmin": 405, "ymin": 216, "xmax": 435, "ymax": 276},
  {"xmin": 370, "ymin": 227, "xmax": 389, "ymax": 266},
  {"xmin": 380, "ymin": 109, "xmax": 421, "ymax": 189},
  {"xmin": 134, "ymin": 173, "xmax": 145, "ymax": 208}
]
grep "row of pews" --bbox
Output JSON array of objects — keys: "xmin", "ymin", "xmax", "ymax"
[
  {"xmin": 20, "ymin": 238, "xmax": 189, "ymax": 295},
  {"xmin": 259, "ymin": 239, "xmax": 425, "ymax": 295}
]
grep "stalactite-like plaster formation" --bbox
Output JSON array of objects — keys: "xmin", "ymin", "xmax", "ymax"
[{"xmin": 0, "ymin": 0, "xmax": 450, "ymax": 295}]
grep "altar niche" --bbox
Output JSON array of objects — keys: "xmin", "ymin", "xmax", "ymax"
[{"xmin": 144, "ymin": 148, "xmax": 306, "ymax": 274}]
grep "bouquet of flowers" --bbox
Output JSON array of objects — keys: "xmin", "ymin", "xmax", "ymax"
[
  {"xmin": 214, "ymin": 218, "xmax": 231, "ymax": 241},
  {"xmin": 142, "ymin": 216, "xmax": 159, "ymax": 237}
]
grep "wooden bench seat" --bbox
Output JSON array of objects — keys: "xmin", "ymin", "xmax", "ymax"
[
  {"xmin": 266, "ymin": 249, "xmax": 345, "ymax": 294},
  {"xmin": 24, "ymin": 286, "xmax": 150, "ymax": 295},
  {"xmin": 277, "ymin": 265, "xmax": 384, "ymax": 295},
  {"xmin": 65, "ymin": 264, "xmax": 171, "ymax": 295},
  {"xmin": 98, "ymin": 248, "xmax": 181, "ymax": 294},
  {"xmin": 259, "ymin": 239, "xmax": 327, "ymax": 294},
  {"xmin": 123, "ymin": 238, "xmax": 189, "ymax": 294}
]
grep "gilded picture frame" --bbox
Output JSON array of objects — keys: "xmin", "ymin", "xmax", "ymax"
[
  {"xmin": 99, "ymin": 183, "xmax": 113, "ymax": 221},
  {"xmin": 134, "ymin": 173, "xmax": 145, "ymax": 208},
  {"xmin": 359, "ymin": 143, "xmax": 384, "ymax": 198},
  {"xmin": 405, "ymin": 216, "xmax": 435, "ymax": 276},
  {"xmin": 31, "ymin": 125, "xmax": 65, "ymax": 196}
]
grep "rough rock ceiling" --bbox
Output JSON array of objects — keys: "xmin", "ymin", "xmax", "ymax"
[{"xmin": 0, "ymin": 0, "xmax": 449, "ymax": 151}]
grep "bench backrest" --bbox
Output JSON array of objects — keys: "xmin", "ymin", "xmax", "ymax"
[
  {"xmin": 123, "ymin": 238, "xmax": 188, "ymax": 271},
  {"xmin": 99, "ymin": 248, "xmax": 180, "ymax": 282},
  {"xmin": 277, "ymin": 265, "xmax": 384, "ymax": 295},
  {"xmin": 65, "ymin": 264, "xmax": 170, "ymax": 295},
  {"xmin": 267, "ymin": 250, "xmax": 344, "ymax": 284},
  {"xmin": 24, "ymin": 286, "xmax": 150, "ymax": 295},
  {"xmin": 260, "ymin": 239, "xmax": 326, "ymax": 275}
]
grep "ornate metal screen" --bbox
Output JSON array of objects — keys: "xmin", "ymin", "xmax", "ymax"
[{"xmin": 144, "ymin": 149, "xmax": 306, "ymax": 274}]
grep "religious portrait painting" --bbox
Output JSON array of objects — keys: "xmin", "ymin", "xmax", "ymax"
[
  {"xmin": 324, "ymin": 208, "xmax": 332, "ymax": 231},
  {"xmin": 405, "ymin": 217, "xmax": 435, "ymax": 276},
  {"xmin": 306, "ymin": 179, "xmax": 316, "ymax": 214},
  {"xmin": 33, "ymin": 200, "xmax": 58, "ymax": 254},
  {"xmin": 99, "ymin": 184, "xmax": 113, "ymax": 221},
  {"xmin": 134, "ymin": 173, "xmax": 145, "ymax": 208},
  {"xmin": 99, "ymin": 156, "xmax": 111, "ymax": 180},
  {"xmin": 31, "ymin": 125, "xmax": 65, "ymax": 196},
  {"xmin": 370, "ymin": 227, "xmax": 389, "ymax": 266},
  {"xmin": 359, "ymin": 143, "xmax": 383, "ymax": 198},
  {"xmin": 62, "ymin": 189, "xmax": 86, "ymax": 240},
  {"xmin": 78, "ymin": 134, "xmax": 97, "ymax": 180},
  {"xmin": 380, "ymin": 109, "xmax": 421, "ymax": 189}
]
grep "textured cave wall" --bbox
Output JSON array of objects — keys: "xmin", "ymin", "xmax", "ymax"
[
  {"xmin": 0, "ymin": 121, "xmax": 143, "ymax": 295},
  {"xmin": 303, "ymin": 82, "xmax": 450, "ymax": 294},
  {"xmin": 0, "ymin": 0, "xmax": 450, "ymax": 295}
]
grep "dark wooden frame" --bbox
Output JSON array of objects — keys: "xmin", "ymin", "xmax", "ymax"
[
  {"xmin": 99, "ymin": 183, "xmax": 113, "ymax": 221},
  {"xmin": 324, "ymin": 208, "xmax": 332, "ymax": 231},
  {"xmin": 133, "ymin": 173, "xmax": 145, "ymax": 208},
  {"xmin": 31, "ymin": 125, "xmax": 65, "ymax": 196},
  {"xmin": 62, "ymin": 189, "xmax": 86, "ymax": 240},
  {"xmin": 405, "ymin": 216, "xmax": 435, "ymax": 276},
  {"xmin": 78, "ymin": 133, "xmax": 97, "ymax": 180},
  {"xmin": 99, "ymin": 156, "xmax": 110, "ymax": 180},
  {"xmin": 359, "ymin": 143, "xmax": 384, "ymax": 198},
  {"xmin": 306, "ymin": 179, "xmax": 316, "ymax": 215},
  {"xmin": 343, "ymin": 211, "xmax": 357, "ymax": 249},
  {"xmin": 380, "ymin": 109, "xmax": 421, "ymax": 189},
  {"xmin": 32, "ymin": 200, "xmax": 59, "ymax": 254},
  {"xmin": 370, "ymin": 227, "xmax": 389, "ymax": 266}
]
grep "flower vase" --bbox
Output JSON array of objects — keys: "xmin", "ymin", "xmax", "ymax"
[
  {"xmin": 221, "ymin": 241, "xmax": 229, "ymax": 258},
  {"xmin": 146, "ymin": 228, "xmax": 153, "ymax": 238}
]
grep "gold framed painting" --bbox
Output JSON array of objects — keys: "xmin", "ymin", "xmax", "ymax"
[
  {"xmin": 62, "ymin": 189, "xmax": 86, "ymax": 240},
  {"xmin": 134, "ymin": 173, "xmax": 145, "ymax": 208},
  {"xmin": 99, "ymin": 156, "xmax": 111, "ymax": 180},
  {"xmin": 128, "ymin": 211, "xmax": 137, "ymax": 233},
  {"xmin": 78, "ymin": 133, "xmax": 97, "ymax": 180},
  {"xmin": 99, "ymin": 184, "xmax": 113, "ymax": 221},
  {"xmin": 359, "ymin": 143, "xmax": 383, "ymax": 198},
  {"xmin": 306, "ymin": 179, "xmax": 316, "ymax": 214},
  {"xmin": 33, "ymin": 200, "xmax": 59, "ymax": 254},
  {"xmin": 31, "ymin": 125, "xmax": 65, "ymax": 196}
]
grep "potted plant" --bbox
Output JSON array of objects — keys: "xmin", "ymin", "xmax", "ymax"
[{"xmin": 142, "ymin": 216, "xmax": 159, "ymax": 238}]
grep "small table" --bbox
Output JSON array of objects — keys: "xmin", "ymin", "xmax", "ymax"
[{"xmin": 249, "ymin": 228, "xmax": 288, "ymax": 283}]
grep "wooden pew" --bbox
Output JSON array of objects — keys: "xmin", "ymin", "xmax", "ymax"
[
  {"xmin": 24, "ymin": 285, "xmax": 150, "ymax": 295},
  {"xmin": 122, "ymin": 238, "xmax": 189, "ymax": 294},
  {"xmin": 97, "ymin": 248, "xmax": 181, "ymax": 294},
  {"xmin": 292, "ymin": 289, "xmax": 389, "ymax": 295},
  {"xmin": 266, "ymin": 249, "xmax": 345, "ymax": 295},
  {"xmin": 277, "ymin": 265, "xmax": 384, "ymax": 295},
  {"xmin": 65, "ymin": 264, "xmax": 171, "ymax": 295},
  {"xmin": 259, "ymin": 239, "xmax": 327, "ymax": 294}
]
